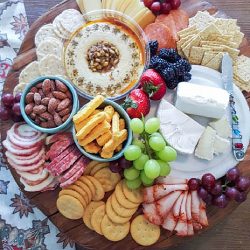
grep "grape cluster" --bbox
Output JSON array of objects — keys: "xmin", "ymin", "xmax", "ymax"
[
  {"xmin": 148, "ymin": 42, "xmax": 192, "ymax": 89},
  {"xmin": 143, "ymin": 0, "xmax": 181, "ymax": 15},
  {"xmin": 0, "ymin": 93, "xmax": 23, "ymax": 122},
  {"xmin": 122, "ymin": 117, "xmax": 177, "ymax": 190},
  {"xmin": 188, "ymin": 167, "xmax": 250, "ymax": 208},
  {"xmin": 109, "ymin": 157, "xmax": 132, "ymax": 174}
]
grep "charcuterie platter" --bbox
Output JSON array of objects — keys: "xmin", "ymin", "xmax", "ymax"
[{"xmin": 1, "ymin": 0, "xmax": 250, "ymax": 249}]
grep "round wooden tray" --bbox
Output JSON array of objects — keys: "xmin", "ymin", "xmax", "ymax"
[{"xmin": 2, "ymin": 0, "xmax": 250, "ymax": 249}]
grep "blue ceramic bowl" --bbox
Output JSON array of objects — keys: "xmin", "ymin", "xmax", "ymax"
[
  {"xmin": 72, "ymin": 99, "xmax": 132, "ymax": 162},
  {"xmin": 20, "ymin": 76, "xmax": 79, "ymax": 134}
]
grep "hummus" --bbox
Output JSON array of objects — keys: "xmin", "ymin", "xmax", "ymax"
[{"xmin": 64, "ymin": 21, "xmax": 144, "ymax": 97}]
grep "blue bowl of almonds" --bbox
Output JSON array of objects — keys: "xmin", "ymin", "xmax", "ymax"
[{"xmin": 20, "ymin": 76, "xmax": 79, "ymax": 134}]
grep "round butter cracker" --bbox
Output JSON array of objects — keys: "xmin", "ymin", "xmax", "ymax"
[
  {"xmin": 57, "ymin": 195, "xmax": 84, "ymax": 220},
  {"xmin": 39, "ymin": 54, "xmax": 65, "ymax": 76},
  {"xmin": 91, "ymin": 204, "xmax": 106, "ymax": 235},
  {"xmin": 79, "ymin": 176, "xmax": 96, "ymax": 198},
  {"xmin": 19, "ymin": 61, "xmax": 40, "ymax": 84},
  {"xmin": 74, "ymin": 180, "xmax": 92, "ymax": 203},
  {"xmin": 122, "ymin": 180, "xmax": 143, "ymax": 204},
  {"xmin": 130, "ymin": 215, "xmax": 160, "ymax": 246},
  {"xmin": 89, "ymin": 162, "xmax": 109, "ymax": 176},
  {"xmin": 85, "ymin": 176, "xmax": 104, "ymax": 201},
  {"xmin": 101, "ymin": 214, "xmax": 130, "ymax": 242},
  {"xmin": 84, "ymin": 161, "xmax": 99, "ymax": 175},
  {"xmin": 59, "ymin": 189, "xmax": 87, "ymax": 208}
]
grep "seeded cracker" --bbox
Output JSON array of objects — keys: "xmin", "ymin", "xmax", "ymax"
[
  {"xmin": 214, "ymin": 18, "xmax": 238, "ymax": 35},
  {"xmin": 13, "ymin": 82, "xmax": 26, "ymax": 96},
  {"xmin": 19, "ymin": 61, "xmax": 41, "ymax": 84},
  {"xmin": 201, "ymin": 51, "xmax": 219, "ymax": 66},
  {"xmin": 53, "ymin": 18, "xmax": 71, "ymax": 40},
  {"xmin": 182, "ymin": 35, "xmax": 201, "ymax": 58},
  {"xmin": 177, "ymin": 25, "xmax": 198, "ymax": 39},
  {"xmin": 35, "ymin": 24, "xmax": 60, "ymax": 46},
  {"xmin": 199, "ymin": 23, "xmax": 222, "ymax": 40},
  {"xmin": 189, "ymin": 46, "xmax": 205, "ymax": 64},
  {"xmin": 39, "ymin": 54, "xmax": 65, "ymax": 76},
  {"xmin": 205, "ymin": 52, "xmax": 224, "ymax": 71},
  {"xmin": 189, "ymin": 11, "xmax": 215, "ymax": 31}
]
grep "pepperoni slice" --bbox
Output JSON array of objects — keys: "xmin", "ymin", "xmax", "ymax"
[
  {"xmin": 170, "ymin": 9, "xmax": 189, "ymax": 32},
  {"xmin": 144, "ymin": 23, "xmax": 176, "ymax": 49}
]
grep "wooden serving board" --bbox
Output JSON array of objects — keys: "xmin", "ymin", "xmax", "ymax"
[{"xmin": 2, "ymin": 0, "xmax": 250, "ymax": 249}]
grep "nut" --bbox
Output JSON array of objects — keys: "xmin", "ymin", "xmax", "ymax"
[
  {"xmin": 55, "ymin": 80, "xmax": 68, "ymax": 92},
  {"xmin": 25, "ymin": 103, "xmax": 35, "ymax": 115},
  {"xmin": 62, "ymin": 114, "xmax": 70, "ymax": 123},
  {"xmin": 41, "ymin": 97, "xmax": 50, "ymax": 106},
  {"xmin": 30, "ymin": 112, "xmax": 36, "ymax": 120},
  {"xmin": 52, "ymin": 91, "xmax": 67, "ymax": 100},
  {"xmin": 47, "ymin": 120, "xmax": 56, "ymax": 128},
  {"xmin": 40, "ymin": 112, "xmax": 53, "ymax": 121},
  {"xmin": 34, "ymin": 93, "xmax": 41, "ymax": 105},
  {"xmin": 57, "ymin": 98, "xmax": 71, "ymax": 112},
  {"xmin": 33, "ymin": 105, "xmax": 47, "ymax": 114},
  {"xmin": 46, "ymin": 92, "xmax": 54, "ymax": 98},
  {"xmin": 42, "ymin": 79, "xmax": 52, "ymax": 95},
  {"xmin": 36, "ymin": 82, "xmax": 43, "ymax": 89},
  {"xmin": 35, "ymin": 117, "xmax": 41, "ymax": 125},
  {"xmin": 58, "ymin": 106, "xmax": 72, "ymax": 117},
  {"xmin": 30, "ymin": 87, "xmax": 38, "ymax": 93},
  {"xmin": 38, "ymin": 89, "xmax": 45, "ymax": 99},
  {"xmin": 50, "ymin": 80, "xmax": 56, "ymax": 91},
  {"xmin": 54, "ymin": 113, "xmax": 63, "ymax": 126},
  {"xmin": 65, "ymin": 90, "xmax": 72, "ymax": 100},
  {"xmin": 48, "ymin": 98, "xmax": 58, "ymax": 114},
  {"xmin": 25, "ymin": 92, "xmax": 34, "ymax": 104}
]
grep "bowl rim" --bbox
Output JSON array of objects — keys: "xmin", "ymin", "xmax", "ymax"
[
  {"xmin": 72, "ymin": 99, "xmax": 133, "ymax": 162},
  {"xmin": 64, "ymin": 9, "xmax": 150, "ymax": 101},
  {"xmin": 20, "ymin": 76, "xmax": 79, "ymax": 134}
]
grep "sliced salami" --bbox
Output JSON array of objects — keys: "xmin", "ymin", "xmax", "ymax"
[
  {"xmin": 59, "ymin": 156, "xmax": 90, "ymax": 183},
  {"xmin": 5, "ymin": 148, "xmax": 45, "ymax": 166},
  {"xmin": 50, "ymin": 148, "xmax": 82, "ymax": 176},
  {"xmin": 45, "ymin": 132, "xmax": 72, "ymax": 145},
  {"xmin": 46, "ymin": 145, "xmax": 75, "ymax": 171},
  {"xmin": 20, "ymin": 174, "xmax": 55, "ymax": 192},
  {"xmin": 22, "ymin": 172, "xmax": 49, "ymax": 186},
  {"xmin": 16, "ymin": 168, "xmax": 49, "ymax": 182},
  {"xmin": 41, "ymin": 179, "xmax": 59, "ymax": 192},
  {"xmin": 13, "ymin": 123, "xmax": 42, "ymax": 140},
  {"xmin": 60, "ymin": 167, "xmax": 84, "ymax": 188},
  {"xmin": 46, "ymin": 138, "xmax": 74, "ymax": 160},
  {"xmin": 29, "ymin": 167, "xmax": 44, "ymax": 174},
  {"xmin": 7, "ymin": 158, "xmax": 45, "ymax": 172},
  {"xmin": 3, "ymin": 138, "xmax": 42, "ymax": 156}
]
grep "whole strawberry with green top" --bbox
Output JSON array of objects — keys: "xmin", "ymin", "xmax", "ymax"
[
  {"xmin": 122, "ymin": 89, "xmax": 150, "ymax": 119},
  {"xmin": 140, "ymin": 69, "xmax": 167, "ymax": 100}
]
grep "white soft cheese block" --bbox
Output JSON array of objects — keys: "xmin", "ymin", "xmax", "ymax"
[
  {"xmin": 175, "ymin": 82, "xmax": 229, "ymax": 119},
  {"xmin": 209, "ymin": 117, "xmax": 232, "ymax": 138},
  {"xmin": 195, "ymin": 126, "xmax": 216, "ymax": 161},
  {"xmin": 214, "ymin": 135, "xmax": 231, "ymax": 155},
  {"xmin": 158, "ymin": 99, "xmax": 205, "ymax": 154}
]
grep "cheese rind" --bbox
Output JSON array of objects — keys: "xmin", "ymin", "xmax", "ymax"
[
  {"xmin": 195, "ymin": 126, "xmax": 216, "ymax": 160},
  {"xmin": 158, "ymin": 100, "xmax": 205, "ymax": 155},
  {"xmin": 175, "ymin": 82, "xmax": 229, "ymax": 119},
  {"xmin": 209, "ymin": 117, "xmax": 232, "ymax": 138}
]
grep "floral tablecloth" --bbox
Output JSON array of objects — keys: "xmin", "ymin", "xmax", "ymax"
[{"xmin": 0, "ymin": 1, "xmax": 75, "ymax": 249}]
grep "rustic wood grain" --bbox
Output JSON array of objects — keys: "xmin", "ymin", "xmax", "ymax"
[{"xmin": 2, "ymin": 0, "xmax": 249, "ymax": 249}]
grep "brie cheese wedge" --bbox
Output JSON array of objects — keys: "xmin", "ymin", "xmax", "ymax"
[
  {"xmin": 195, "ymin": 126, "xmax": 216, "ymax": 161},
  {"xmin": 209, "ymin": 117, "xmax": 232, "ymax": 138},
  {"xmin": 158, "ymin": 100, "xmax": 205, "ymax": 155},
  {"xmin": 214, "ymin": 135, "xmax": 231, "ymax": 155}
]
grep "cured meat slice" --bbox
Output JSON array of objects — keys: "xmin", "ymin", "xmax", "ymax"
[
  {"xmin": 46, "ymin": 145, "xmax": 75, "ymax": 171},
  {"xmin": 29, "ymin": 167, "xmax": 44, "ymax": 174},
  {"xmin": 16, "ymin": 168, "xmax": 49, "ymax": 182},
  {"xmin": 156, "ymin": 190, "xmax": 182, "ymax": 217},
  {"xmin": 157, "ymin": 176, "xmax": 188, "ymax": 185},
  {"xmin": 199, "ymin": 199, "xmax": 208, "ymax": 227},
  {"xmin": 142, "ymin": 203, "xmax": 163, "ymax": 225},
  {"xmin": 41, "ymin": 179, "xmax": 59, "ymax": 192},
  {"xmin": 20, "ymin": 174, "xmax": 55, "ymax": 192},
  {"xmin": 155, "ymin": 14, "xmax": 178, "ymax": 41},
  {"xmin": 173, "ymin": 192, "xmax": 184, "ymax": 218},
  {"xmin": 170, "ymin": 9, "xmax": 189, "ymax": 32},
  {"xmin": 162, "ymin": 211, "xmax": 177, "ymax": 231},
  {"xmin": 186, "ymin": 193, "xmax": 194, "ymax": 235},
  {"xmin": 191, "ymin": 190, "xmax": 200, "ymax": 222},
  {"xmin": 45, "ymin": 132, "xmax": 72, "ymax": 145},
  {"xmin": 3, "ymin": 138, "xmax": 42, "ymax": 156},
  {"xmin": 60, "ymin": 167, "xmax": 84, "ymax": 188},
  {"xmin": 7, "ymin": 158, "xmax": 45, "ymax": 172},
  {"xmin": 46, "ymin": 138, "xmax": 74, "ymax": 160},
  {"xmin": 143, "ymin": 184, "xmax": 188, "ymax": 203},
  {"xmin": 22, "ymin": 172, "xmax": 49, "ymax": 186},
  {"xmin": 50, "ymin": 148, "xmax": 82, "ymax": 176},
  {"xmin": 5, "ymin": 147, "xmax": 41, "ymax": 161},
  {"xmin": 13, "ymin": 123, "xmax": 42, "ymax": 140},
  {"xmin": 5, "ymin": 148, "xmax": 45, "ymax": 166},
  {"xmin": 144, "ymin": 23, "xmax": 176, "ymax": 49},
  {"xmin": 175, "ymin": 191, "xmax": 188, "ymax": 236},
  {"xmin": 59, "ymin": 156, "xmax": 90, "ymax": 183}
]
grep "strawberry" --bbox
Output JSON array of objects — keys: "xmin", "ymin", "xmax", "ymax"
[
  {"xmin": 122, "ymin": 89, "xmax": 150, "ymax": 119},
  {"xmin": 139, "ymin": 69, "xmax": 167, "ymax": 101}
]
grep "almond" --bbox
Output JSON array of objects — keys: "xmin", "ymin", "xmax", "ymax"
[
  {"xmin": 57, "ymin": 98, "xmax": 71, "ymax": 112},
  {"xmin": 40, "ymin": 112, "xmax": 53, "ymax": 121},
  {"xmin": 25, "ymin": 92, "xmax": 34, "ymax": 104},
  {"xmin": 48, "ymin": 98, "xmax": 58, "ymax": 114},
  {"xmin": 34, "ymin": 93, "xmax": 41, "ymax": 105},
  {"xmin": 33, "ymin": 105, "xmax": 47, "ymax": 114},
  {"xmin": 36, "ymin": 82, "xmax": 43, "ymax": 89},
  {"xmin": 38, "ymin": 89, "xmax": 45, "ymax": 99},
  {"xmin": 62, "ymin": 114, "xmax": 70, "ymax": 123},
  {"xmin": 40, "ymin": 121, "xmax": 49, "ymax": 128},
  {"xmin": 52, "ymin": 91, "xmax": 67, "ymax": 100},
  {"xmin": 58, "ymin": 106, "xmax": 72, "ymax": 116},
  {"xmin": 51, "ymin": 80, "xmax": 56, "ymax": 91},
  {"xmin": 30, "ymin": 112, "xmax": 36, "ymax": 120},
  {"xmin": 55, "ymin": 80, "xmax": 68, "ymax": 93},
  {"xmin": 65, "ymin": 90, "xmax": 72, "ymax": 100},
  {"xmin": 30, "ymin": 87, "xmax": 38, "ymax": 93},
  {"xmin": 54, "ymin": 113, "xmax": 63, "ymax": 126},
  {"xmin": 46, "ymin": 92, "xmax": 54, "ymax": 98},
  {"xmin": 41, "ymin": 97, "xmax": 50, "ymax": 106},
  {"xmin": 35, "ymin": 117, "xmax": 41, "ymax": 125},
  {"xmin": 47, "ymin": 120, "xmax": 56, "ymax": 128},
  {"xmin": 42, "ymin": 79, "xmax": 52, "ymax": 95},
  {"xmin": 25, "ymin": 103, "xmax": 35, "ymax": 115}
]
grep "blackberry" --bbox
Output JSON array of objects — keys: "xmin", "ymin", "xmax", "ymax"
[
  {"xmin": 148, "ymin": 40, "xmax": 158, "ymax": 57},
  {"xmin": 158, "ymin": 48, "xmax": 170, "ymax": 60},
  {"xmin": 149, "ymin": 55, "xmax": 160, "ymax": 69},
  {"xmin": 161, "ymin": 67, "xmax": 176, "ymax": 82},
  {"xmin": 149, "ymin": 56, "xmax": 169, "ymax": 73},
  {"xmin": 166, "ymin": 79, "xmax": 179, "ymax": 90},
  {"xmin": 172, "ymin": 62, "xmax": 186, "ymax": 77},
  {"xmin": 183, "ymin": 72, "xmax": 192, "ymax": 81},
  {"xmin": 162, "ymin": 48, "xmax": 181, "ymax": 63},
  {"xmin": 178, "ymin": 58, "xmax": 192, "ymax": 72}
]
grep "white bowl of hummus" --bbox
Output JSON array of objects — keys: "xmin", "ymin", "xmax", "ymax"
[{"xmin": 64, "ymin": 10, "xmax": 150, "ymax": 101}]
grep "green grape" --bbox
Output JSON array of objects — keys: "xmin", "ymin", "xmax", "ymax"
[
  {"xmin": 150, "ymin": 132, "xmax": 163, "ymax": 138},
  {"xmin": 126, "ymin": 177, "xmax": 142, "ymax": 190},
  {"xmin": 156, "ymin": 146, "xmax": 177, "ymax": 162},
  {"xmin": 124, "ymin": 167, "xmax": 140, "ymax": 180},
  {"xmin": 134, "ymin": 154, "xmax": 149, "ymax": 170},
  {"xmin": 124, "ymin": 145, "xmax": 142, "ymax": 161},
  {"xmin": 130, "ymin": 118, "xmax": 144, "ymax": 134},
  {"xmin": 145, "ymin": 117, "xmax": 160, "ymax": 134},
  {"xmin": 157, "ymin": 160, "xmax": 171, "ymax": 176},
  {"xmin": 149, "ymin": 136, "xmax": 166, "ymax": 152},
  {"xmin": 144, "ymin": 159, "xmax": 161, "ymax": 179},
  {"xmin": 132, "ymin": 139, "xmax": 145, "ymax": 150},
  {"xmin": 140, "ymin": 170, "xmax": 154, "ymax": 186}
]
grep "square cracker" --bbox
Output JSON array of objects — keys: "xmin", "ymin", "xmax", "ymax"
[
  {"xmin": 233, "ymin": 77, "xmax": 250, "ymax": 92},
  {"xmin": 199, "ymin": 23, "xmax": 222, "ymax": 40},
  {"xmin": 214, "ymin": 18, "xmax": 238, "ymax": 35},
  {"xmin": 189, "ymin": 11, "xmax": 215, "ymax": 31},
  {"xmin": 189, "ymin": 46, "xmax": 205, "ymax": 64},
  {"xmin": 208, "ymin": 34, "xmax": 234, "ymax": 42},
  {"xmin": 205, "ymin": 52, "xmax": 224, "ymax": 71},
  {"xmin": 201, "ymin": 51, "xmax": 219, "ymax": 66},
  {"xmin": 233, "ymin": 31, "xmax": 244, "ymax": 47},
  {"xmin": 182, "ymin": 35, "xmax": 201, "ymax": 58},
  {"xmin": 178, "ymin": 25, "xmax": 198, "ymax": 39}
]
